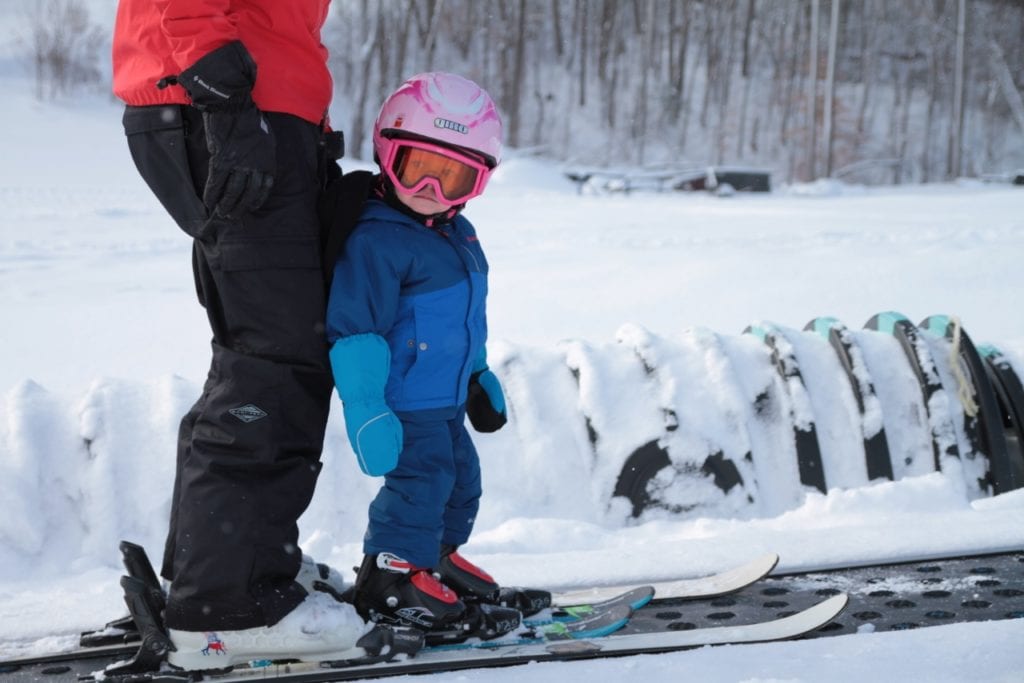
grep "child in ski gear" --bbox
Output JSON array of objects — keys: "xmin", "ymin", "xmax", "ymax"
[
  {"xmin": 113, "ymin": 0, "xmax": 365, "ymax": 667},
  {"xmin": 325, "ymin": 72, "xmax": 510, "ymax": 630}
]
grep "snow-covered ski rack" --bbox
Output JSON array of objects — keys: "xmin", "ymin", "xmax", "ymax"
[{"xmin": 526, "ymin": 312, "xmax": 1024, "ymax": 519}]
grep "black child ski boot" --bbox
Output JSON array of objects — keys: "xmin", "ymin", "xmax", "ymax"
[
  {"xmin": 353, "ymin": 552, "xmax": 523, "ymax": 646},
  {"xmin": 436, "ymin": 544, "xmax": 500, "ymax": 601},
  {"xmin": 436, "ymin": 544, "xmax": 553, "ymax": 617},
  {"xmin": 352, "ymin": 553, "xmax": 467, "ymax": 631}
]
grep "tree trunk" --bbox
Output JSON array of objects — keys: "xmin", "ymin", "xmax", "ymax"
[
  {"xmin": 989, "ymin": 40, "xmax": 1024, "ymax": 137},
  {"xmin": 714, "ymin": 1, "xmax": 738, "ymax": 165},
  {"xmin": 578, "ymin": 0, "xmax": 588, "ymax": 108},
  {"xmin": 779, "ymin": 1, "xmax": 801, "ymax": 147},
  {"xmin": 807, "ymin": 0, "xmax": 820, "ymax": 180},
  {"xmin": 823, "ymin": 0, "xmax": 840, "ymax": 177},
  {"xmin": 506, "ymin": 0, "xmax": 528, "ymax": 148},
  {"xmin": 948, "ymin": 0, "xmax": 966, "ymax": 179},
  {"xmin": 855, "ymin": 0, "xmax": 874, "ymax": 140},
  {"xmin": 668, "ymin": 1, "xmax": 691, "ymax": 124},
  {"xmin": 348, "ymin": 1, "xmax": 383, "ymax": 160},
  {"xmin": 635, "ymin": 0, "xmax": 656, "ymax": 164},
  {"xmin": 736, "ymin": 0, "xmax": 757, "ymax": 158},
  {"xmin": 551, "ymin": 0, "xmax": 565, "ymax": 58}
]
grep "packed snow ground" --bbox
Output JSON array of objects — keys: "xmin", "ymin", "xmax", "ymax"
[{"xmin": 1, "ymin": 75, "xmax": 1024, "ymax": 679}]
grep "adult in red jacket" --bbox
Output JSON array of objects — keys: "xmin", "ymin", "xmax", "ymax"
[{"xmin": 113, "ymin": 1, "xmax": 361, "ymax": 666}]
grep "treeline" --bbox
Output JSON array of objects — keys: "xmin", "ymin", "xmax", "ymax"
[{"xmin": 325, "ymin": 0, "xmax": 1024, "ymax": 184}]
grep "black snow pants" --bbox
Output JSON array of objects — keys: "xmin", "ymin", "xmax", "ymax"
[{"xmin": 123, "ymin": 104, "xmax": 333, "ymax": 631}]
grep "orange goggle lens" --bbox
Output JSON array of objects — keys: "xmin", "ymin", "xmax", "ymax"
[{"xmin": 393, "ymin": 145, "xmax": 481, "ymax": 201}]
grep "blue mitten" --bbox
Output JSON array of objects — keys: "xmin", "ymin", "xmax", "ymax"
[
  {"xmin": 466, "ymin": 347, "xmax": 507, "ymax": 433},
  {"xmin": 329, "ymin": 334, "xmax": 403, "ymax": 476}
]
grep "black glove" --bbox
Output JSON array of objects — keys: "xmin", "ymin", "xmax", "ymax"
[
  {"xmin": 466, "ymin": 370, "xmax": 508, "ymax": 433},
  {"xmin": 178, "ymin": 41, "xmax": 275, "ymax": 220}
]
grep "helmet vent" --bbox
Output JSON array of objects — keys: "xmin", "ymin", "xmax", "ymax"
[{"xmin": 427, "ymin": 79, "xmax": 485, "ymax": 115}]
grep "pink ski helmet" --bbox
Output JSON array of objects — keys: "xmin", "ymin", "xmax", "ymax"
[{"xmin": 373, "ymin": 72, "xmax": 503, "ymax": 170}]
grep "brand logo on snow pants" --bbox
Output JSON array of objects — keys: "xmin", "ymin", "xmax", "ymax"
[{"xmin": 229, "ymin": 404, "xmax": 268, "ymax": 423}]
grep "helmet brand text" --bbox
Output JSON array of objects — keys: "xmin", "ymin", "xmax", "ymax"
[{"xmin": 434, "ymin": 117, "xmax": 469, "ymax": 134}]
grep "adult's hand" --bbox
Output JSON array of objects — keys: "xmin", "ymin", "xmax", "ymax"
[{"xmin": 178, "ymin": 41, "xmax": 275, "ymax": 219}]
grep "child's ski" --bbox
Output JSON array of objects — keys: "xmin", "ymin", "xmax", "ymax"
[
  {"xmin": 431, "ymin": 602, "xmax": 633, "ymax": 652},
  {"xmin": 525, "ymin": 585, "xmax": 655, "ymax": 626}
]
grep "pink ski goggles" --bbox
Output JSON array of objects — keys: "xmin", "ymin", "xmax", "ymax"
[{"xmin": 381, "ymin": 137, "xmax": 493, "ymax": 207}]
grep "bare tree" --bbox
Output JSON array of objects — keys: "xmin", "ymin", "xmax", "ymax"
[{"xmin": 24, "ymin": 0, "xmax": 104, "ymax": 100}]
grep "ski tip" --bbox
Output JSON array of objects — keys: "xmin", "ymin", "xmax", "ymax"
[
  {"xmin": 569, "ymin": 604, "xmax": 632, "ymax": 639},
  {"xmin": 801, "ymin": 593, "xmax": 850, "ymax": 625},
  {"xmin": 720, "ymin": 552, "xmax": 781, "ymax": 578},
  {"xmin": 708, "ymin": 552, "xmax": 781, "ymax": 590},
  {"xmin": 826, "ymin": 592, "xmax": 850, "ymax": 611},
  {"xmin": 631, "ymin": 585, "xmax": 656, "ymax": 610},
  {"xmin": 760, "ymin": 552, "xmax": 781, "ymax": 575}
]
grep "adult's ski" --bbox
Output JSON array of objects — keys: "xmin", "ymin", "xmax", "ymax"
[
  {"xmin": 554, "ymin": 552, "xmax": 779, "ymax": 606},
  {"xmin": 81, "ymin": 594, "xmax": 847, "ymax": 683}
]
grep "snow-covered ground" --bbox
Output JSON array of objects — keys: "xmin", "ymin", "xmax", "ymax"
[{"xmin": 2, "ymin": 71, "xmax": 1024, "ymax": 679}]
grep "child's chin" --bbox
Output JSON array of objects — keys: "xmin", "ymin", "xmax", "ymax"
[{"xmin": 406, "ymin": 197, "xmax": 447, "ymax": 214}]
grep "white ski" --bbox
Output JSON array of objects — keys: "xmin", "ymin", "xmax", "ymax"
[
  {"xmin": 554, "ymin": 552, "xmax": 780, "ymax": 606},
  {"xmin": 114, "ymin": 594, "xmax": 847, "ymax": 682}
]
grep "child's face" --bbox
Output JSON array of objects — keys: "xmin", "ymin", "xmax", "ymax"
[{"xmin": 394, "ymin": 183, "xmax": 450, "ymax": 216}]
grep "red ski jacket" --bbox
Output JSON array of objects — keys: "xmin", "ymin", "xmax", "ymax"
[{"xmin": 113, "ymin": 0, "xmax": 333, "ymax": 125}]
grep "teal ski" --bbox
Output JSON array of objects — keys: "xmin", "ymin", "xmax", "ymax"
[{"xmin": 525, "ymin": 585, "xmax": 654, "ymax": 626}]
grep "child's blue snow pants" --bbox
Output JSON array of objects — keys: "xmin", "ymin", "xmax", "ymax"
[{"xmin": 363, "ymin": 407, "xmax": 481, "ymax": 568}]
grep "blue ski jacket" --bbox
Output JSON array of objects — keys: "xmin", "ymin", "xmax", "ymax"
[{"xmin": 325, "ymin": 200, "xmax": 489, "ymax": 416}]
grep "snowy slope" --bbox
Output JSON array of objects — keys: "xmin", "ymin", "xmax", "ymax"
[{"xmin": 1, "ymin": 61, "xmax": 1024, "ymax": 681}]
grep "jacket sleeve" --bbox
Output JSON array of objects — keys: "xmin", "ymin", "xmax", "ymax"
[
  {"xmin": 326, "ymin": 227, "xmax": 404, "ymax": 343},
  {"xmin": 154, "ymin": 0, "xmax": 237, "ymax": 71}
]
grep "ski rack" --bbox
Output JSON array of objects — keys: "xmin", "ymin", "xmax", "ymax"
[{"xmin": 606, "ymin": 312, "xmax": 1024, "ymax": 517}]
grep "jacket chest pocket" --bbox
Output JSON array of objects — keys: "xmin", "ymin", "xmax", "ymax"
[{"xmin": 396, "ymin": 282, "xmax": 471, "ymax": 406}]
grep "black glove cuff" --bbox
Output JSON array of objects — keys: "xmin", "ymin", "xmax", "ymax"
[
  {"xmin": 179, "ymin": 40, "xmax": 257, "ymax": 111},
  {"xmin": 466, "ymin": 373, "xmax": 507, "ymax": 433}
]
